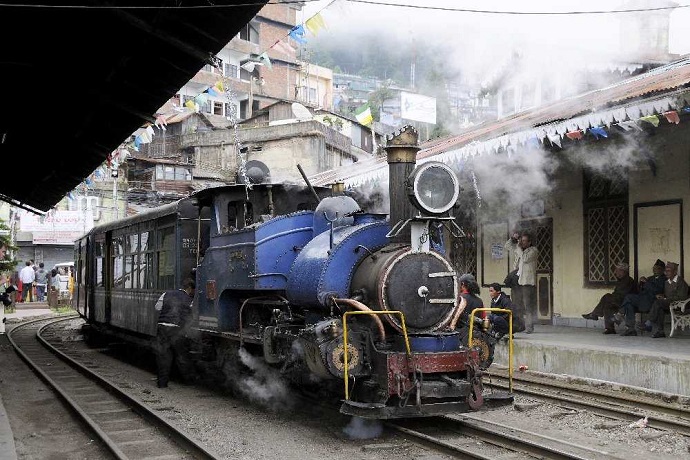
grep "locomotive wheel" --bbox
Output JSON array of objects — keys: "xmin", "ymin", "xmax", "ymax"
[{"xmin": 459, "ymin": 326, "xmax": 495, "ymax": 369}]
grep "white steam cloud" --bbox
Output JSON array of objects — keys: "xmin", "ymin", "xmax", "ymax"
[
  {"xmin": 236, "ymin": 347, "xmax": 293, "ymax": 412},
  {"xmin": 342, "ymin": 416, "xmax": 384, "ymax": 440}
]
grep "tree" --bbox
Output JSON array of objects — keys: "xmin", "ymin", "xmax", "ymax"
[
  {"xmin": 367, "ymin": 85, "xmax": 394, "ymax": 121},
  {"xmin": 0, "ymin": 217, "xmax": 17, "ymax": 275}
]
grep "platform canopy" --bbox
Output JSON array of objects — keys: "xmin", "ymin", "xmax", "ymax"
[{"xmin": 0, "ymin": 1, "xmax": 267, "ymax": 213}]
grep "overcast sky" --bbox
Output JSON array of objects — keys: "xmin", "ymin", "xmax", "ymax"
[{"xmin": 301, "ymin": 0, "xmax": 690, "ymax": 84}]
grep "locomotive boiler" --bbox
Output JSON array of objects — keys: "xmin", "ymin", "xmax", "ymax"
[{"xmin": 73, "ymin": 125, "xmax": 511, "ymax": 419}]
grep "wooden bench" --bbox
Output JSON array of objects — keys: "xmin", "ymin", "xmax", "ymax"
[{"xmin": 669, "ymin": 298, "xmax": 690, "ymax": 337}]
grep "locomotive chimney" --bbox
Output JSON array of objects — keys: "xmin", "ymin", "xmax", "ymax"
[{"xmin": 385, "ymin": 125, "xmax": 420, "ymax": 244}]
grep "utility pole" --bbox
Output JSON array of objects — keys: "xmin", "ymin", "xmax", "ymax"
[{"xmin": 112, "ymin": 168, "xmax": 118, "ymax": 220}]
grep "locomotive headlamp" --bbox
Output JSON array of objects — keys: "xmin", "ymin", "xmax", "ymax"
[{"xmin": 407, "ymin": 162, "xmax": 460, "ymax": 215}]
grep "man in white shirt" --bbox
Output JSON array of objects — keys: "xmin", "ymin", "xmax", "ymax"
[
  {"xmin": 19, "ymin": 261, "xmax": 36, "ymax": 303},
  {"xmin": 505, "ymin": 232, "xmax": 538, "ymax": 333}
]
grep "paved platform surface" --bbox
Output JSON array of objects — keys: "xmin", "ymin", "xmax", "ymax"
[{"xmin": 495, "ymin": 324, "xmax": 690, "ymax": 396}]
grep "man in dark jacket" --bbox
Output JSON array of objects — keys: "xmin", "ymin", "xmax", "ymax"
[
  {"xmin": 488, "ymin": 282, "xmax": 525, "ymax": 334},
  {"xmin": 619, "ymin": 259, "xmax": 666, "ymax": 336},
  {"xmin": 155, "ymin": 278, "xmax": 196, "ymax": 388},
  {"xmin": 581, "ymin": 262, "xmax": 635, "ymax": 334},
  {"xmin": 647, "ymin": 262, "xmax": 689, "ymax": 338}
]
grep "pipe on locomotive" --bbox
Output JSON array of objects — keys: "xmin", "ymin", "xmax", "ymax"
[
  {"xmin": 385, "ymin": 126, "xmax": 421, "ymax": 244},
  {"xmin": 332, "ymin": 298, "xmax": 387, "ymax": 342}
]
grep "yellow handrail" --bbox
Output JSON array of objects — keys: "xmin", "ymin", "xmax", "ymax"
[
  {"xmin": 468, "ymin": 307, "xmax": 514, "ymax": 393},
  {"xmin": 342, "ymin": 310, "xmax": 411, "ymax": 400}
]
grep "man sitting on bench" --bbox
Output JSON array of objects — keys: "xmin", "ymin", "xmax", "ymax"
[
  {"xmin": 647, "ymin": 261, "xmax": 689, "ymax": 338},
  {"xmin": 619, "ymin": 259, "xmax": 666, "ymax": 336}
]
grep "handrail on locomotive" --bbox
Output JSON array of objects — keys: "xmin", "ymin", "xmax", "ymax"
[{"xmin": 468, "ymin": 307, "xmax": 514, "ymax": 393}]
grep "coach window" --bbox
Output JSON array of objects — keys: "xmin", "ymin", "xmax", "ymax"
[
  {"xmin": 94, "ymin": 236, "xmax": 104, "ymax": 287},
  {"xmin": 112, "ymin": 236, "xmax": 124, "ymax": 288},
  {"xmin": 140, "ymin": 230, "xmax": 155, "ymax": 289},
  {"xmin": 124, "ymin": 233, "xmax": 139, "ymax": 289},
  {"xmin": 157, "ymin": 226, "xmax": 175, "ymax": 290}
]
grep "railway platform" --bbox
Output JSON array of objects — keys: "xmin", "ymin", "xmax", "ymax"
[{"xmin": 494, "ymin": 324, "xmax": 690, "ymax": 397}]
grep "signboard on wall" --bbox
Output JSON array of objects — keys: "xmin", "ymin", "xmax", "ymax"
[
  {"xmin": 20, "ymin": 210, "xmax": 94, "ymax": 245},
  {"xmin": 400, "ymin": 92, "xmax": 436, "ymax": 124}
]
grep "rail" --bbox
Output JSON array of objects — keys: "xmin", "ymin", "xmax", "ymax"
[{"xmin": 8, "ymin": 316, "xmax": 220, "ymax": 460}]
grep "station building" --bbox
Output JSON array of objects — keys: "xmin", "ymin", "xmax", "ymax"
[{"xmin": 312, "ymin": 55, "xmax": 690, "ymax": 328}]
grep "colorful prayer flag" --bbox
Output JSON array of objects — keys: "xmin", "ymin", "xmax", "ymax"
[
  {"xmin": 565, "ymin": 130, "xmax": 583, "ymax": 140},
  {"xmin": 288, "ymin": 25, "xmax": 307, "ymax": 44},
  {"xmin": 214, "ymin": 80, "xmax": 224, "ymax": 93},
  {"xmin": 663, "ymin": 111, "xmax": 680, "ymax": 124},
  {"xmin": 305, "ymin": 13, "xmax": 327, "ymax": 36},
  {"xmin": 194, "ymin": 93, "xmax": 208, "ymax": 106},
  {"xmin": 639, "ymin": 115, "xmax": 660, "ymax": 127},
  {"xmin": 241, "ymin": 61, "xmax": 256, "ymax": 73},
  {"xmin": 354, "ymin": 104, "xmax": 373, "ymax": 126},
  {"xmin": 154, "ymin": 114, "xmax": 168, "ymax": 131},
  {"xmin": 589, "ymin": 127, "xmax": 608, "ymax": 139},
  {"xmin": 272, "ymin": 39, "xmax": 295, "ymax": 56},
  {"xmin": 257, "ymin": 52, "xmax": 272, "ymax": 70},
  {"xmin": 184, "ymin": 99, "xmax": 196, "ymax": 110}
]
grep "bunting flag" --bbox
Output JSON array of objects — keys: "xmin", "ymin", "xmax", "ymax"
[
  {"xmin": 137, "ymin": 130, "xmax": 152, "ymax": 144},
  {"xmin": 194, "ymin": 93, "xmax": 208, "ymax": 106},
  {"xmin": 639, "ymin": 115, "xmax": 660, "ymax": 127},
  {"xmin": 547, "ymin": 134, "xmax": 562, "ymax": 148},
  {"xmin": 616, "ymin": 120, "xmax": 639, "ymax": 131},
  {"xmin": 67, "ymin": 191, "xmax": 75, "ymax": 200},
  {"xmin": 184, "ymin": 99, "xmax": 196, "ymax": 110},
  {"xmin": 589, "ymin": 127, "xmax": 608, "ymax": 139},
  {"xmin": 288, "ymin": 25, "xmax": 307, "ymax": 44},
  {"xmin": 272, "ymin": 39, "xmax": 295, "ymax": 56},
  {"xmin": 240, "ymin": 61, "xmax": 256, "ymax": 73},
  {"xmin": 257, "ymin": 52, "xmax": 272, "ymax": 70},
  {"xmin": 354, "ymin": 104, "xmax": 373, "ymax": 126},
  {"xmin": 527, "ymin": 136, "xmax": 541, "ymax": 148},
  {"xmin": 145, "ymin": 125, "xmax": 155, "ymax": 138},
  {"xmin": 565, "ymin": 130, "xmax": 583, "ymax": 140},
  {"xmin": 305, "ymin": 12, "xmax": 327, "ymax": 36},
  {"xmin": 663, "ymin": 111, "xmax": 680, "ymax": 124},
  {"xmin": 214, "ymin": 80, "xmax": 224, "ymax": 94},
  {"xmin": 154, "ymin": 114, "xmax": 168, "ymax": 130},
  {"xmin": 134, "ymin": 136, "xmax": 142, "ymax": 151},
  {"xmin": 206, "ymin": 86, "xmax": 220, "ymax": 97}
]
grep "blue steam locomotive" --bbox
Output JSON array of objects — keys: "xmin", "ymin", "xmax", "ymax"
[{"xmin": 73, "ymin": 126, "xmax": 511, "ymax": 419}]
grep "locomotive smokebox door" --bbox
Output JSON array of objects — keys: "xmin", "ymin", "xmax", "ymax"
[{"xmin": 352, "ymin": 249, "xmax": 458, "ymax": 333}]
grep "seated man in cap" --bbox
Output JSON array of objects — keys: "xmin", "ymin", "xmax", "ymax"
[
  {"xmin": 582, "ymin": 262, "xmax": 635, "ymax": 334},
  {"xmin": 619, "ymin": 259, "xmax": 667, "ymax": 336},
  {"xmin": 488, "ymin": 282, "xmax": 525, "ymax": 335},
  {"xmin": 647, "ymin": 261, "xmax": 689, "ymax": 338}
]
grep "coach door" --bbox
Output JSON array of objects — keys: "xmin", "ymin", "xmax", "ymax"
[{"xmin": 516, "ymin": 217, "xmax": 553, "ymax": 322}]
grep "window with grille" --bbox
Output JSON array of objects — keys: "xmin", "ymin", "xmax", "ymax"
[
  {"xmin": 224, "ymin": 63, "xmax": 238, "ymax": 78},
  {"xmin": 583, "ymin": 169, "xmax": 628, "ymax": 286}
]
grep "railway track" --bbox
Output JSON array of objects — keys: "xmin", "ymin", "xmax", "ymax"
[
  {"xmin": 8, "ymin": 315, "xmax": 220, "ymax": 460},
  {"xmin": 388, "ymin": 414, "xmax": 619, "ymax": 459},
  {"xmin": 483, "ymin": 369, "xmax": 690, "ymax": 436}
]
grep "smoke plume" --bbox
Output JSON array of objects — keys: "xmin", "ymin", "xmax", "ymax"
[
  {"xmin": 236, "ymin": 347, "xmax": 293, "ymax": 412},
  {"xmin": 342, "ymin": 416, "xmax": 384, "ymax": 440}
]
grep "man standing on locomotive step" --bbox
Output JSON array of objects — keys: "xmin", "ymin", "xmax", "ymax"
[
  {"xmin": 505, "ymin": 232, "xmax": 538, "ymax": 333},
  {"xmin": 154, "ymin": 277, "xmax": 197, "ymax": 388}
]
